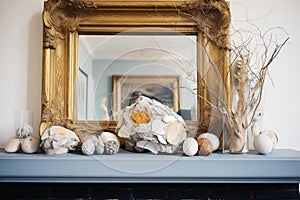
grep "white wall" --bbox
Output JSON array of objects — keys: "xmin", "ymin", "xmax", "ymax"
[
  {"xmin": 230, "ymin": 0, "xmax": 300, "ymax": 150},
  {"xmin": 0, "ymin": 0, "xmax": 299, "ymax": 150},
  {"xmin": 0, "ymin": 0, "xmax": 43, "ymax": 146}
]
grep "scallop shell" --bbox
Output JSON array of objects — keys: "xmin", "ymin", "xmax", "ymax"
[
  {"xmin": 4, "ymin": 138, "xmax": 21, "ymax": 153},
  {"xmin": 197, "ymin": 133, "xmax": 220, "ymax": 151},
  {"xmin": 166, "ymin": 122, "xmax": 186, "ymax": 145},
  {"xmin": 21, "ymin": 136, "xmax": 40, "ymax": 153},
  {"xmin": 183, "ymin": 138, "xmax": 198, "ymax": 156}
]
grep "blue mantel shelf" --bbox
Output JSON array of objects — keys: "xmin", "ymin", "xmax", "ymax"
[{"xmin": 0, "ymin": 148, "xmax": 300, "ymax": 184}]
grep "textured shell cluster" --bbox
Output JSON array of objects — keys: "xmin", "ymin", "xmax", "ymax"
[
  {"xmin": 16, "ymin": 124, "xmax": 33, "ymax": 139},
  {"xmin": 40, "ymin": 126, "xmax": 80, "ymax": 155},
  {"xmin": 117, "ymin": 96, "xmax": 187, "ymax": 154}
]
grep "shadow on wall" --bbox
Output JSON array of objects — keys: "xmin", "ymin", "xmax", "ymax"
[{"xmin": 26, "ymin": 12, "xmax": 42, "ymax": 136}]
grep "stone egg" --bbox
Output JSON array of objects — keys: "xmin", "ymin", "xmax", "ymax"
[
  {"xmin": 81, "ymin": 139, "xmax": 95, "ymax": 155},
  {"xmin": 183, "ymin": 138, "xmax": 198, "ymax": 156},
  {"xmin": 94, "ymin": 136, "xmax": 105, "ymax": 155},
  {"xmin": 21, "ymin": 136, "xmax": 40, "ymax": 153},
  {"xmin": 4, "ymin": 138, "xmax": 21, "ymax": 153},
  {"xmin": 254, "ymin": 134, "xmax": 273, "ymax": 155},
  {"xmin": 197, "ymin": 133, "xmax": 220, "ymax": 151},
  {"xmin": 260, "ymin": 130, "xmax": 278, "ymax": 146},
  {"xmin": 198, "ymin": 138, "xmax": 213, "ymax": 156}
]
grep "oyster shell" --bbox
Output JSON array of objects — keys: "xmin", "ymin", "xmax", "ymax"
[
  {"xmin": 117, "ymin": 96, "xmax": 187, "ymax": 154},
  {"xmin": 40, "ymin": 126, "xmax": 80, "ymax": 155}
]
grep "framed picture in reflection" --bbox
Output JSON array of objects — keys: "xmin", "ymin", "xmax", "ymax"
[
  {"xmin": 78, "ymin": 68, "xmax": 88, "ymax": 120},
  {"xmin": 113, "ymin": 75, "xmax": 181, "ymax": 115}
]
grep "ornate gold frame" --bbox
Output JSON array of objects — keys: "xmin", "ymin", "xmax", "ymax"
[{"xmin": 40, "ymin": 0, "xmax": 231, "ymax": 137}]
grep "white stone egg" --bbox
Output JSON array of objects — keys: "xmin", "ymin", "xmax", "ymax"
[
  {"xmin": 21, "ymin": 136, "xmax": 40, "ymax": 153},
  {"xmin": 183, "ymin": 138, "xmax": 198, "ymax": 156},
  {"xmin": 94, "ymin": 135, "xmax": 105, "ymax": 155},
  {"xmin": 197, "ymin": 133, "xmax": 220, "ymax": 151},
  {"xmin": 254, "ymin": 134, "xmax": 273, "ymax": 155},
  {"xmin": 4, "ymin": 138, "xmax": 21, "ymax": 153},
  {"xmin": 95, "ymin": 145, "xmax": 104, "ymax": 155},
  {"xmin": 260, "ymin": 130, "xmax": 278, "ymax": 146}
]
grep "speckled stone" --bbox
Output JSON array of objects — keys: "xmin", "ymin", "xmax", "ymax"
[{"xmin": 21, "ymin": 136, "xmax": 40, "ymax": 153}]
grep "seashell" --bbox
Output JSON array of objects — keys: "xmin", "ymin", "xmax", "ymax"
[
  {"xmin": 162, "ymin": 115, "xmax": 176, "ymax": 123},
  {"xmin": 151, "ymin": 119, "xmax": 165, "ymax": 135},
  {"xmin": 157, "ymin": 135, "xmax": 167, "ymax": 145},
  {"xmin": 116, "ymin": 96, "xmax": 187, "ymax": 154},
  {"xmin": 118, "ymin": 125, "xmax": 131, "ymax": 138},
  {"xmin": 81, "ymin": 139, "xmax": 95, "ymax": 155},
  {"xmin": 4, "ymin": 138, "xmax": 21, "ymax": 153},
  {"xmin": 101, "ymin": 132, "xmax": 120, "ymax": 154},
  {"xmin": 40, "ymin": 126, "xmax": 80, "ymax": 154},
  {"xmin": 136, "ymin": 140, "xmax": 159, "ymax": 154},
  {"xmin": 198, "ymin": 138, "xmax": 213, "ymax": 156},
  {"xmin": 135, "ymin": 124, "xmax": 151, "ymax": 133},
  {"xmin": 260, "ymin": 130, "xmax": 278, "ymax": 146},
  {"xmin": 131, "ymin": 109, "xmax": 151, "ymax": 124},
  {"xmin": 21, "ymin": 136, "xmax": 40, "ymax": 153},
  {"xmin": 254, "ymin": 133, "xmax": 273, "ymax": 155},
  {"xmin": 16, "ymin": 124, "xmax": 33, "ymax": 139},
  {"xmin": 197, "ymin": 133, "xmax": 220, "ymax": 151},
  {"xmin": 94, "ymin": 135, "xmax": 105, "ymax": 155},
  {"xmin": 101, "ymin": 132, "xmax": 120, "ymax": 146},
  {"xmin": 105, "ymin": 140, "xmax": 119, "ymax": 154},
  {"xmin": 166, "ymin": 122, "xmax": 186, "ymax": 145},
  {"xmin": 182, "ymin": 138, "xmax": 198, "ymax": 156}
]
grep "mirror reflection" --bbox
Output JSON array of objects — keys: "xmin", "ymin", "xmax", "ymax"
[{"xmin": 78, "ymin": 34, "xmax": 198, "ymax": 121}]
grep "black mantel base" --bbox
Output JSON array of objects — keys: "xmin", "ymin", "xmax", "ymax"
[{"xmin": 0, "ymin": 183, "xmax": 299, "ymax": 199}]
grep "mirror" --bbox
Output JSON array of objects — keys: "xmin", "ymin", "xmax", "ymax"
[
  {"xmin": 78, "ymin": 34, "xmax": 198, "ymax": 121},
  {"xmin": 40, "ymin": 0, "xmax": 231, "ymax": 136}
]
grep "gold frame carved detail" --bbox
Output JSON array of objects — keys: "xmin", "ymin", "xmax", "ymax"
[{"xmin": 40, "ymin": 0, "xmax": 231, "ymax": 137}]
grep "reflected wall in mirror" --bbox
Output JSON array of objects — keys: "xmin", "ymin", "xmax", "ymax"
[
  {"xmin": 40, "ymin": 0, "xmax": 231, "ymax": 136},
  {"xmin": 78, "ymin": 34, "xmax": 198, "ymax": 121}
]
